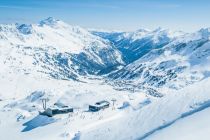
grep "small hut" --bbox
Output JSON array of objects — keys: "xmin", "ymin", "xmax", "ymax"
[
  {"xmin": 40, "ymin": 106, "xmax": 73, "ymax": 117},
  {"xmin": 89, "ymin": 100, "xmax": 110, "ymax": 112}
]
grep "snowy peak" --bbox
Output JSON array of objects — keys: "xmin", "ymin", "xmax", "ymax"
[
  {"xmin": 122, "ymin": 28, "xmax": 150, "ymax": 41},
  {"xmin": 39, "ymin": 17, "xmax": 77, "ymax": 31},
  {"xmin": 16, "ymin": 24, "xmax": 33, "ymax": 35},
  {"xmin": 39, "ymin": 17, "xmax": 61, "ymax": 27},
  {"xmin": 198, "ymin": 28, "xmax": 210, "ymax": 38},
  {"xmin": 136, "ymin": 28, "xmax": 150, "ymax": 32},
  {"xmin": 119, "ymin": 27, "xmax": 185, "ymax": 43},
  {"xmin": 151, "ymin": 27, "xmax": 185, "ymax": 38}
]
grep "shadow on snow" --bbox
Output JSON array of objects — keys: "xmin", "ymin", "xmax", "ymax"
[{"xmin": 22, "ymin": 115, "xmax": 56, "ymax": 132}]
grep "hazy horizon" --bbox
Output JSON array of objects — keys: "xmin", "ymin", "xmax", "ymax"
[{"xmin": 0, "ymin": 0, "xmax": 210, "ymax": 32}]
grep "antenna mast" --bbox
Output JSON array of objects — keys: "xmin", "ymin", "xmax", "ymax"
[{"xmin": 41, "ymin": 98, "xmax": 47, "ymax": 110}]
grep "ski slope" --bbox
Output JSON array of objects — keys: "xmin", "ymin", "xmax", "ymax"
[
  {"xmin": 80, "ymin": 77, "xmax": 210, "ymax": 140},
  {"xmin": 146, "ymin": 107, "xmax": 210, "ymax": 140}
]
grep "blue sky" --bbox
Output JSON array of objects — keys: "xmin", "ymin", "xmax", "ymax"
[{"xmin": 0, "ymin": 0, "xmax": 210, "ymax": 32}]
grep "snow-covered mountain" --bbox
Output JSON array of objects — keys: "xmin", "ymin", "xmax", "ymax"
[
  {"xmin": 92, "ymin": 28, "xmax": 185, "ymax": 63},
  {"xmin": 0, "ymin": 17, "xmax": 123, "ymax": 82}
]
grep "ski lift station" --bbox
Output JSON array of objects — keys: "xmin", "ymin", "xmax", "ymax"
[
  {"xmin": 40, "ymin": 106, "xmax": 73, "ymax": 117},
  {"xmin": 89, "ymin": 100, "xmax": 110, "ymax": 112},
  {"xmin": 39, "ymin": 99, "xmax": 73, "ymax": 117}
]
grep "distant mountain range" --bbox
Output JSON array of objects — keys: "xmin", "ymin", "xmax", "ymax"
[{"xmin": 92, "ymin": 27, "xmax": 210, "ymax": 96}]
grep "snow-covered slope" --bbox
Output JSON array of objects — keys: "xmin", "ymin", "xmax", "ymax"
[{"xmin": 146, "ymin": 107, "xmax": 210, "ymax": 140}]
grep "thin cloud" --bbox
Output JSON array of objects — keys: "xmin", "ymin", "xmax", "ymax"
[
  {"xmin": 156, "ymin": 4, "xmax": 181, "ymax": 8},
  {"xmin": 149, "ymin": 4, "xmax": 181, "ymax": 9},
  {"xmin": 84, "ymin": 4, "xmax": 120, "ymax": 9},
  {"xmin": 0, "ymin": 4, "xmax": 120, "ymax": 10},
  {"xmin": 66, "ymin": 3, "xmax": 120, "ymax": 9},
  {"xmin": 0, "ymin": 5, "xmax": 33, "ymax": 10}
]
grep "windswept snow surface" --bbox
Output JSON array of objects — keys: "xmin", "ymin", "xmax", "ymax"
[
  {"xmin": 1, "ymin": 18, "xmax": 210, "ymax": 140},
  {"xmin": 146, "ymin": 107, "xmax": 210, "ymax": 140}
]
